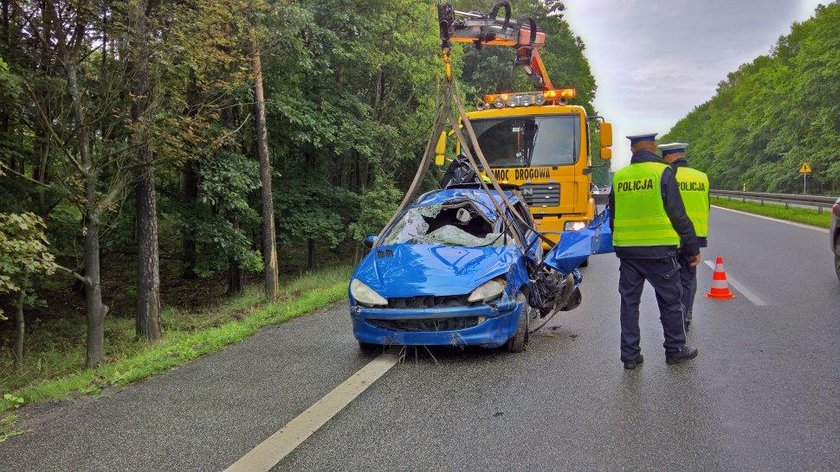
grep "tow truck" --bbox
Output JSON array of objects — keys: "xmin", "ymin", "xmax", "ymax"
[
  {"xmin": 347, "ymin": 2, "xmax": 616, "ymax": 353},
  {"xmin": 434, "ymin": 1, "xmax": 614, "ymax": 245}
]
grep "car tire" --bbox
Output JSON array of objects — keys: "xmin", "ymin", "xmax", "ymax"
[
  {"xmin": 580, "ymin": 257, "xmax": 589, "ymax": 268},
  {"xmin": 835, "ymin": 240, "xmax": 840, "ymax": 282},
  {"xmin": 507, "ymin": 292, "xmax": 529, "ymax": 353},
  {"xmin": 358, "ymin": 341, "xmax": 381, "ymax": 356}
]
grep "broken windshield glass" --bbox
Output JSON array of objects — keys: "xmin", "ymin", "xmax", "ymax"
[{"xmin": 381, "ymin": 202, "xmax": 510, "ymax": 247}]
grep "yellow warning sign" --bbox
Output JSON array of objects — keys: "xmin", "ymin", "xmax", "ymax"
[{"xmin": 799, "ymin": 162, "xmax": 812, "ymax": 174}]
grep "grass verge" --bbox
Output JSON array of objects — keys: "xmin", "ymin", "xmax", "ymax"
[
  {"xmin": 0, "ymin": 265, "xmax": 351, "ymax": 440},
  {"xmin": 711, "ymin": 196, "xmax": 832, "ymax": 228}
]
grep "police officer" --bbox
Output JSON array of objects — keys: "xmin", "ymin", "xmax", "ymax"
[
  {"xmin": 659, "ymin": 143, "xmax": 710, "ymax": 331},
  {"xmin": 608, "ymin": 133, "xmax": 700, "ymax": 369}
]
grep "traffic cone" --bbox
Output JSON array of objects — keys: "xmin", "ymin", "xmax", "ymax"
[{"xmin": 706, "ymin": 256, "xmax": 736, "ymax": 300}]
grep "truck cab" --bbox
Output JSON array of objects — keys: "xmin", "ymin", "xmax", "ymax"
[{"xmin": 438, "ymin": 90, "xmax": 613, "ymax": 246}]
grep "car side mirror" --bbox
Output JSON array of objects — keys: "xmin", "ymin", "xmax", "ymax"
[
  {"xmin": 599, "ymin": 121, "xmax": 613, "ymax": 148},
  {"xmin": 599, "ymin": 148, "xmax": 612, "ymax": 160},
  {"xmin": 364, "ymin": 235, "xmax": 377, "ymax": 248}
]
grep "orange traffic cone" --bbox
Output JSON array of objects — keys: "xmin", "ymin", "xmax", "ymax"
[{"xmin": 706, "ymin": 256, "xmax": 736, "ymax": 300}]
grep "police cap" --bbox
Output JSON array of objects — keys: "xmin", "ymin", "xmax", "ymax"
[
  {"xmin": 658, "ymin": 142, "xmax": 689, "ymax": 156},
  {"xmin": 626, "ymin": 133, "xmax": 658, "ymax": 146}
]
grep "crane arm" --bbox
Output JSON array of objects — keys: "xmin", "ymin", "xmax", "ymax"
[{"xmin": 437, "ymin": 1, "xmax": 555, "ymax": 91}]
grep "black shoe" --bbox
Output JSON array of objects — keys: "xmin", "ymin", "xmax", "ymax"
[
  {"xmin": 623, "ymin": 354, "xmax": 644, "ymax": 370},
  {"xmin": 666, "ymin": 346, "xmax": 698, "ymax": 365}
]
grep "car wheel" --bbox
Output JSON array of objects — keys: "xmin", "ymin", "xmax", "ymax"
[
  {"xmin": 580, "ymin": 257, "xmax": 589, "ymax": 268},
  {"xmin": 358, "ymin": 341, "xmax": 381, "ymax": 356},
  {"xmin": 507, "ymin": 292, "xmax": 529, "ymax": 353},
  {"xmin": 835, "ymin": 243, "xmax": 840, "ymax": 282}
]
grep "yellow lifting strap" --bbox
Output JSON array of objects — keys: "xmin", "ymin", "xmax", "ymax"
[{"xmin": 378, "ymin": 72, "xmax": 548, "ymax": 249}]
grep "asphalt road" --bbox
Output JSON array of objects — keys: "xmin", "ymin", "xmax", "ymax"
[{"xmin": 1, "ymin": 207, "xmax": 838, "ymax": 471}]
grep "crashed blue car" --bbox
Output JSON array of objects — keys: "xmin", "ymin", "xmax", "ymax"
[{"xmin": 349, "ymin": 185, "xmax": 612, "ymax": 353}]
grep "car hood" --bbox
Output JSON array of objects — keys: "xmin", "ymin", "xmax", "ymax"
[{"xmin": 352, "ymin": 244, "xmax": 519, "ymax": 298}]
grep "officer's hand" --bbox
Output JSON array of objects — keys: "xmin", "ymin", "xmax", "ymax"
[{"xmin": 690, "ymin": 252, "xmax": 702, "ymax": 268}]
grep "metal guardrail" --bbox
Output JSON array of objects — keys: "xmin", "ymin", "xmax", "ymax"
[{"xmin": 711, "ymin": 189, "xmax": 838, "ymax": 213}]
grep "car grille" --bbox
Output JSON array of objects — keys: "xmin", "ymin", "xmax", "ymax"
[
  {"xmin": 387, "ymin": 295, "xmax": 475, "ymax": 308},
  {"xmin": 368, "ymin": 317, "xmax": 483, "ymax": 332},
  {"xmin": 520, "ymin": 182, "xmax": 560, "ymax": 207}
]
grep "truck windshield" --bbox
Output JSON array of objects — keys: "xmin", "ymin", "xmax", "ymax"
[{"xmin": 469, "ymin": 115, "xmax": 580, "ymax": 168}]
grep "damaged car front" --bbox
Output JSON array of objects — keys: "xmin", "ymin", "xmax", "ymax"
[{"xmin": 349, "ymin": 188, "xmax": 539, "ymax": 353}]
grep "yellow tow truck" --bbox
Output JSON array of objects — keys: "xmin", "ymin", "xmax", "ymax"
[{"xmin": 435, "ymin": 1, "xmax": 613, "ymax": 246}]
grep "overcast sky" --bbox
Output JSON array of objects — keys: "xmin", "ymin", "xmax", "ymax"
[{"xmin": 562, "ymin": 0, "xmax": 827, "ymax": 169}]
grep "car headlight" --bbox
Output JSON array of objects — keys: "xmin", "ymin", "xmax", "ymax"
[
  {"xmin": 350, "ymin": 279, "xmax": 387, "ymax": 307},
  {"xmin": 564, "ymin": 221, "xmax": 587, "ymax": 231},
  {"xmin": 467, "ymin": 278, "xmax": 507, "ymax": 303}
]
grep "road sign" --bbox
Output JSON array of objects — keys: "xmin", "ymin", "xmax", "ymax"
[{"xmin": 799, "ymin": 162, "xmax": 812, "ymax": 174}]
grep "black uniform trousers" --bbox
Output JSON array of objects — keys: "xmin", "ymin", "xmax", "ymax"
[
  {"xmin": 618, "ymin": 256, "xmax": 687, "ymax": 362},
  {"xmin": 677, "ymin": 252, "xmax": 697, "ymax": 324}
]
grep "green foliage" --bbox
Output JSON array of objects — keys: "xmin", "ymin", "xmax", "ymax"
[
  {"xmin": 0, "ymin": 212, "xmax": 58, "ymax": 319},
  {"xmin": 348, "ymin": 177, "xmax": 404, "ymax": 241},
  {"xmin": 0, "ymin": 55, "xmax": 20, "ymax": 99},
  {"xmin": 662, "ymin": 4, "xmax": 840, "ymax": 194},
  {"xmin": 275, "ymin": 180, "xmax": 358, "ymax": 249},
  {"xmin": 1, "ymin": 394, "xmax": 24, "ymax": 411},
  {"xmin": 191, "ymin": 151, "xmax": 264, "ymax": 277}
]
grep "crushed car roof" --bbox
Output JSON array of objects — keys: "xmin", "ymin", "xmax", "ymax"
[{"xmin": 413, "ymin": 188, "xmax": 522, "ymax": 222}]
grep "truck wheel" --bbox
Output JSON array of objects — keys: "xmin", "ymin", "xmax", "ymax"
[{"xmin": 507, "ymin": 292, "xmax": 529, "ymax": 353}]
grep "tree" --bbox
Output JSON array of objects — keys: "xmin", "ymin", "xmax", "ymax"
[
  {"xmin": 250, "ymin": 31, "xmax": 280, "ymax": 300},
  {"xmin": 128, "ymin": 0, "xmax": 162, "ymax": 340},
  {"xmin": 41, "ymin": 0, "xmax": 126, "ymax": 366},
  {"xmin": 662, "ymin": 4, "xmax": 839, "ymax": 194},
  {"xmin": 0, "ymin": 209, "xmax": 58, "ymax": 368}
]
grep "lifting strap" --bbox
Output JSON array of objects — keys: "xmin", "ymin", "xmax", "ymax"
[{"xmin": 378, "ymin": 66, "xmax": 557, "ymax": 251}]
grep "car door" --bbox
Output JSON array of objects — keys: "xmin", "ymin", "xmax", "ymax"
[{"xmin": 541, "ymin": 208, "xmax": 613, "ymax": 274}]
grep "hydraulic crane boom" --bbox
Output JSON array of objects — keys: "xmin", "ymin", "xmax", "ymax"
[{"xmin": 437, "ymin": 0, "xmax": 554, "ymax": 91}]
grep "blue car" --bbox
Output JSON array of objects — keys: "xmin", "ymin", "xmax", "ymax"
[{"xmin": 349, "ymin": 186, "xmax": 612, "ymax": 353}]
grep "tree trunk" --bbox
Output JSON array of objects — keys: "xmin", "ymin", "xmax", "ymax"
[
  {"xmin": 307, "ymin": 238, "xmax": 315, "ymax": 272},
  {"xmin": 46, "ymin": 0, "xmax": 106, "ymax": 367},
  {"xmin": 131, "ymin": 0, "xmax": 161, "ymax": 341},
  {"xmin": 84, "ymin": 205, "xmax": 106, "ymax": 367},
  {"xmin": 227, "ymin": 263, "xmax": 245, "ymax": 295},
  {"xmin": 66, "ymin": 60, "xmax": 107, "ymax": 367},
  {"xmin": 251, "ymin": 39, "xmax": 279, "ymax": 300},
  {"xmin": 14, "ymin": 290, "xmax": 24, "ymax": 369},
  {"xmin": 181, "ymin": 159, "xmax": 198, "ymax": 279},
  {"xmin": 135, "ymin": 163, "xmax": 161, "ymax": 340}
]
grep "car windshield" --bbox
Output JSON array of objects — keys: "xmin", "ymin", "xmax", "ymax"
[
  {"xmin": 381, "ymin": 202, "xmax": 512, "ymax": 247},
  {"xmin": 469, "ymin": 115, "xmax": 580, "ymax": 167}
]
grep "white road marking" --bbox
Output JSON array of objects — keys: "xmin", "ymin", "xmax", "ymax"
[
  {"xmin": 703, "ymin": 260, "xmax": 768, "ymax": 306},
  {"xmin": 712, "ymin": 205, "xmax": 830, "ymax": 234},
  {"xmin": 225, "ymin": 353, "xmax": 399, "ymax": 472}
]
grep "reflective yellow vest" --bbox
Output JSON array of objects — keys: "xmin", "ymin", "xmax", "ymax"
[
  {"xmin": 675, "ymin": 166, "xmax": 710, "ymax": 238},
  {"xmin": 613, "ymin": 162, "xmax": 680, "ymax": 247}
]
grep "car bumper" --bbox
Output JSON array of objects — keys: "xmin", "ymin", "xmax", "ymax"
[{"xmin": 351, "ymin": 300, "xmax": 524, "ymax": 348}]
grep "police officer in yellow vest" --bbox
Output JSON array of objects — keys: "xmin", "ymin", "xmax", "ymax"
[
  {"xmin": 659, "ymin": 142, "xmax": 709, "ymax": 331},
  {"xmin": 608, "ymin": 133, "xmax": 700, "ymax": 369}
]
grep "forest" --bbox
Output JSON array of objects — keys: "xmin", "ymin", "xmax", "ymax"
[
  {"xmin": 0, "ymin": 0, "xmax": 597, "ymax": 380},
  {"xmin": 661, "ymin": 3, "xmax": 839, "ymax": 195}
]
